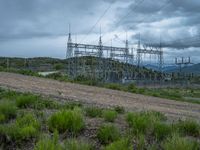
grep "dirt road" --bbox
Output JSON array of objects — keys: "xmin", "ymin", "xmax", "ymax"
[{"xmin": 0, "ymin": 72, "xmax": 199, "ymax": 121}]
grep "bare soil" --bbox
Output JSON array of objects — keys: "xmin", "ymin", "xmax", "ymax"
[{"xmin": 0, "ymin": 72, "xmax": 200, "ymax": 121}]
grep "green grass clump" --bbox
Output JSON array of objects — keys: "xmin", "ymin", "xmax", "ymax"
[
  {"xmin": 85, "ymin": 106, "xmax": 102, "ymax": 118},
  {"xmin": 16, "ymin": 93, "xmax": 60, "ymax": 110},
  {"xmin": 114, "ymin": 106, "xmax": 125, "ymax": 114},
  {"xmin": 0, "ymin": 113, "xmax": 40, "ymax": 141},
  {"xmin": 126, "ymin": 111, "xmax": 166, "ymax": 134},
  {"xmin": 0, "ymin": 100, "xmax": 17, "ymax": 122},
  {"xmin": 16, "ymin": 94, "xmax": 38, "ymax": 108},
  {"xmin": 34, "ymin": 131, "xmax": 63, "ymax": 150},
  {"xmin": 162, "ymin": 134, "xmax": 200, "ymax": 150},
  {"xmin": 64, "ymin": 139, "xmax": 93, "ymax": 150},
  {"xmin": 175, "ymin": 119, "xmax": 200, "ymax": 137},
  {"xmin": 62, "ymin": 102, "xmax": 82, "ymax": 110},
  {"xmin": 48, "ymin": 108, "xmax": 84, "ymax": 134},
  {"xmin": 97, "ymin": 124, "xmax": 120, "ymax": 144},
  {"xmin": 136, "ymin": 134, "xmax": 146, "ymax": 150},
  {"xmin": 104, "ymin": 138, "xmax": 132, "ymax": 150},
  {"xmin": 102, "ymin": 110, "xmax": 118, "ymax": 122},
  {"xmin": 104, "ymin": 83, "xmax": 124, "ymax": 91},
  {"xmin": 153, "ymin": 122, "xmax": 172, "ymax": 141}
]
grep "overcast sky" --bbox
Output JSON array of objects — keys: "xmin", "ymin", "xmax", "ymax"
[{"xmin": 0, "ymin": 0, "xmax": 200, "ymax": 64}]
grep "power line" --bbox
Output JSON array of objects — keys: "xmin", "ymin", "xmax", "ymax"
[
  {"xmin": 91, "ymin": 0, "xmax": 146, "ymax": 45},
  {"xmin": 80, "ymin": 1, "xmax": 115, "ymax": 43}
]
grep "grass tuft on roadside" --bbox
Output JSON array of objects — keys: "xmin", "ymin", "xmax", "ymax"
[
  {"xmin": 48, "ymin": 108, "xmax": 85, "ymax": 134},
  {"xmin": 97, "ymin": 124, "xmax": 120, "ymax": 145}
]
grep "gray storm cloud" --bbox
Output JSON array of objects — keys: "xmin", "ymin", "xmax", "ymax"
[{"xmin": 0, "ymin": 0, "xmax": 199, "ymax": 63}]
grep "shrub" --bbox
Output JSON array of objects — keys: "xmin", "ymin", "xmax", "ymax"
[
  {"xmin": 126, "ymin": 111, "xmax": 166, "ymax": 134},
  {"xmin": 85, "ymin": 107, "xmax": 102, "ymax": 118},
  {"xmin": 97, "ymin": 124, "xmax": 120, "ymax": 144},
  {"xmin": 16, "ymin": 94, "xmax": 38, "ymax": 108},
  {"xmin": 102, "ymin": 110, "xmax": 118, "ymax": 122},
  {"xmin": 65, "ymin": 139, "xmax": 93, "ymax": 150},
  {"xmin": 114, "ymin": 106, "xmax": 125, "ymax": 114},
  {"xmin": 48, "ymin": 108, "xmax": 84, "ymax": 134},
  {"xmin": 105, "ymin": 138, "xmax": 132, "ymax": 150},
  {"xmin": 0, "ymin": 113, "xmax": 40, "ymax": 141},
  {"xmin": 127, "ymin": 83, "xmax": 137, "ymax": 93},
  {"xmin": 162, "ymin": 134, "xmax": 199, "ymax": 150},
  {"xmin": 0, "ymin": 100, "xmax": 17, "ymax": 122},
  {"xmin": 175, "ymin": 119, "xmax": 200, "ymax": 137},
  {"xmin": 34, "ymin": 131, "xmax": 63, "ymax": 150},
  {"xmin": 153, "ymin": 122, "xmax": 172, "ymax": 141},
  {"xmin": 105, "ymin": 83, "xmax": 123, "ymax": 91}
]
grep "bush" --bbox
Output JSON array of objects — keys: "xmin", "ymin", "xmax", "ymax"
[
  {"xmin": 104, "ymin": 83, "xmax": 123, "ymax": 91},
  {"xmin": 126, "ymin": 111, "xmax": 166, "ymax": 134},
  {"xmin": 162, "ymin": 134, "xmax": 199, "ymax": 150},
  {"xmin": 65, "ymin": 139, "xmax": 93, "ymax": 150},
  {"xmin": 0, "ymin": 113, "xmax": 40, "ymax": 141},
  {"xmin": 175, "ymin": 119, "xmax": 200, "ymax": 137},
  {"xmin": 102, "ymin": 110, "xmax": 118, "ymax": 122},
  {"xmin": 97, "ymin": 124, "xmax": 120, "ymax": 144},
  {"xmin": 153, "ymin": 122, "xmax": 172, "ymax": 140},
  {"xmin": 48, "ymin": 108, "xmax": 84, "ymax": 134},
  {"xmin": 0, "ymin": 100, "xmax": 17, "ymax": 122},
  {"xmin": 34, "ymin": 131, "xmax": 63, "ymax": 150},
  {"xmin": 105, "ymin": 138, "xmax": 132, "ymax": 150},
  {"xmin": 114, "ymin": 106, "xmax": 125, "ymax": 114},
  {"xmin": 127, "ymin": 83, "xmax": 137, "ymax": 93},
  {"xmin": 85, "ymin": 107, "xmax": 102, "ymax": 118},
  {"xmin": 16, "ymin": 94, "xmax": 38, "ymax": 108}
]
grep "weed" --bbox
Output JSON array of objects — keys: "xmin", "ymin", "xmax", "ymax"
[
  {"xmin": 34, "ymin": 131, "xmax": 63, "ymax": 150},
  {"xmin": 16, "ymin": 93, "xmax": 60, "ymax": 110},
  {"xmin": 104, "ymin": 83, "xmax": 123, "ymax": 91},
  {"xmin": 48, "ymin": 108, "xmax": 84, "ymax": 134},
  {"xmin": 97, "ymin": 124, "xmax": 120, "ymax": 144},
  {"xmin": 102, "ymin": 110, "xmax": 117, "ymax": 122},
  {"xmin": 162, "ymin": 134, "xmax": 200, "ymax": 150},
  {"xmin": 62, "ymin": 102, "xmax": 82, "ymax": 110},
  {"xmin": 175, "ymin": 119, "xmax": 200, "ymax": 137},
  {"xmin": 16, "ymin": 94, "xmax": 38, "ymax": 108},
  {"xmin": 0, "ymin": 100, "xmax": 17, "ymax": 122},
  {"xmin": 85, "ymin": 106, "xmax": 102, "ymax": 118},
  {"xmin": 114, "ymin": 106, "xmax": 125, "ymax": 114},
  {"xmin": 104, "ymin": 138, "xmax": 132, "ymax": 150},
  {"xmin": 0, "ymin": 113, "xmax": 40, "ymax": 141},
  {"xmin": 153, "ymin": 122, "xmax": 172, "ymax": 141},
  {"xmin": 126, "ymin": 111, "xmax": 166, "ymax": 134},
  {"xmin": 65, "ymin": 139, "xmax": 93, "ymax": 150},
  {"xmin": 136, "ymin": 134, "xmax": 146, "ymax": 150}
]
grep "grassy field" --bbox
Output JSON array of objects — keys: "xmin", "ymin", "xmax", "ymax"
[{"xmin": 0, "ymin": 88, "xmax": 199, "ymax": 150}]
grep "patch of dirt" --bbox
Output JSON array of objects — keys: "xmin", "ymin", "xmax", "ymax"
[{"xmin": 0, "ymin": 72, "xmax": 200, "ymax": 121}]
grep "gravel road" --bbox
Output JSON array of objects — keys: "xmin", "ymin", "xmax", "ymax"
[{"xmin": 0, "ymin": 72, "xmax": 199, "ymax": 121}]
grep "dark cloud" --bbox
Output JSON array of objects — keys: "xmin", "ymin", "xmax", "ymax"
[{"xmin": 0, "ymin": 0, "xmax": 199, "ymax": 63}]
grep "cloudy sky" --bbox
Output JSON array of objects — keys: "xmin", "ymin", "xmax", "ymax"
[{"xmin": 0, "ymin": 0, "xmax": 200, "ymax": 64}]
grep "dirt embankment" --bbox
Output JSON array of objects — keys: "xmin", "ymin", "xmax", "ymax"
[{"xmin": 0, "ymin": 72, "xmax": 200, "ymax": 121}]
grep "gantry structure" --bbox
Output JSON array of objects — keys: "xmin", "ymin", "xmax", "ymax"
[{"xmin": 66, "ymin": 32, "xmax": 164, "ymax": 82}]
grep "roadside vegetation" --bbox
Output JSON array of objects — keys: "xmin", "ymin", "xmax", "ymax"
[
  {"xmin": 0, "ymin": 88, "xmax": 199, "ymax": 150},
  {"xmin": 1, "ymin": 65, "xmax": 199, "ymax": 104}
]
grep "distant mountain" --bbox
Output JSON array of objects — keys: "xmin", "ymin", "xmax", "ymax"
[
  {"xmin": 144, "ymin": 64, "xmax": 178, "ymax": 72},
  {"xmin": 165, "ymin": 63, "xmax": 200, "ymax": 75}
]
